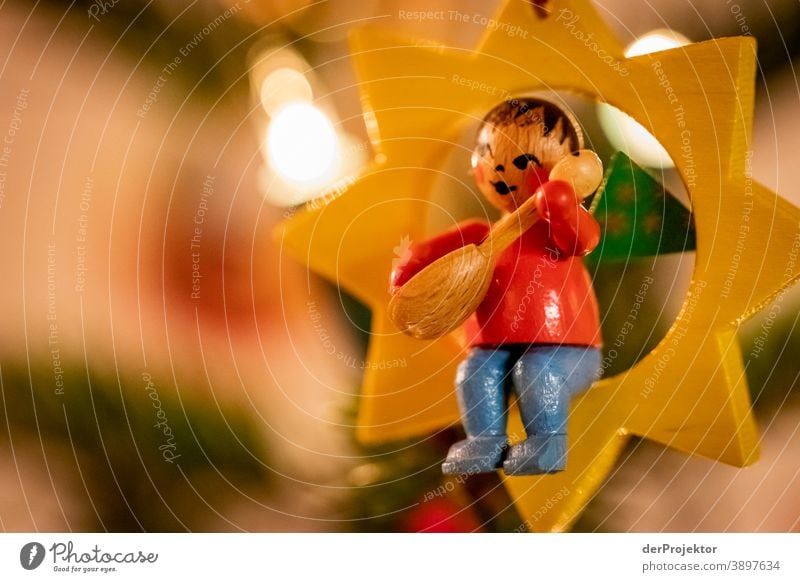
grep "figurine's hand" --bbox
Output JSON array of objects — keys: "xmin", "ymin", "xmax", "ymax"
[
  {"xmin": 534, "ymin": 180, "xmax": 600, "ymax": 257},
  {"xmin": 533, "ymin": 179, "xmax": 580, "ymax": 222}
]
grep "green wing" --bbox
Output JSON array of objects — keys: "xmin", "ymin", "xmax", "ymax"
[{"xmin": 585, "ymin": 151, "xmax": 696, "ymax": 264}]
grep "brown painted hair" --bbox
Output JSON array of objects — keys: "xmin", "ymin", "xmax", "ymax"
[{"xmin": 477, "ymin": 97, "xmax": 583, "ymax": 153}]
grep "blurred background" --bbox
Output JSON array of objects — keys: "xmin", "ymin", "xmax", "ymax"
[{"xmin": 0, "ymin": 0, "xmax": 797, "ymax": 532}]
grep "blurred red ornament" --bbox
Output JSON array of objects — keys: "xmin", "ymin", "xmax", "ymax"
[{"xmin": 401, "ymin": 497, "xmax": 482, "ymax": 533}]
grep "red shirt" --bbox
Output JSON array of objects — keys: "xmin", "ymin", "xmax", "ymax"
[{"xmin": 391, "ymin": 180, "xmax": 602, "ymax": 348}]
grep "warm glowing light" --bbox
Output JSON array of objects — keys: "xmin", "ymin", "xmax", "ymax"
[
  {"xmin": 625, "ymin": 29, "xmax": 690, "ymax": 57},
  {"xmin": 266, "ymin": 102, "xmax": 340, "ymax": 185},
  {"xmin": 260, "ymin": 67, "xmax": 312, "ymax": 115},
  {"xmin": 598, "ymin": 29, "xmax": 690, "ymax": 169}
]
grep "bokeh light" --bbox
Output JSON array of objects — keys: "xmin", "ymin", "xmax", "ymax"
[{"xmin": 266, "ymin": 102, "xmax": 340, "ymax": 185}]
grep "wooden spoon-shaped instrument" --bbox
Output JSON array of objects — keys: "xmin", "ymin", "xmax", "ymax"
[{"xmin": 388, "ymin": 150, "xmax": 602, "ymax": 340}]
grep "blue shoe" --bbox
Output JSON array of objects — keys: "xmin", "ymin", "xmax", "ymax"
[
  {"xmin": 503, "ymin": 434, "xmax": 567, "ymax": 475},
  {"xmin": 441, "ymin": 436, "xmax": 507, "ymax": 475}
]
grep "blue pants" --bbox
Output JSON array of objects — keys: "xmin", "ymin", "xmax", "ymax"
[{"xmin": 456, "ymin": 344, "xmax": 601, "ymax": 439}]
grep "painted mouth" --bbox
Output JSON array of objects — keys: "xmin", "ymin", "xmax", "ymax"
[{"xmin": 491, "ymin": 181, "xmax": 517, "ymax": 195}]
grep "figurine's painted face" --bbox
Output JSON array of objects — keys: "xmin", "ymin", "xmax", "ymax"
[{"xmin": 472, "ymin": 99, "xmax": 583, "ymax": 213}]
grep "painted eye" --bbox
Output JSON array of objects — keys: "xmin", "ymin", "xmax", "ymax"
[{"xmin": 512, "ymin": 153, "xmax": 541, "ymax": 170}]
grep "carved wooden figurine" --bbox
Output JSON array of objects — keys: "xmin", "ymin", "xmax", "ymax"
[{"xmin": 389, "ymin": 98, "xmax": 604, "ymax": 475}]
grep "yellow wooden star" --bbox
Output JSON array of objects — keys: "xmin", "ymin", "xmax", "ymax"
[{"xmin": 275, "ymin": 0, "xmax": 800, "ymax": 531}]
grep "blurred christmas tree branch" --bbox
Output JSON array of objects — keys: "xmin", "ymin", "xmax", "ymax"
[{"xmin": 0, "ymin": 360, "xmax": 271, "ymax": 531}]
